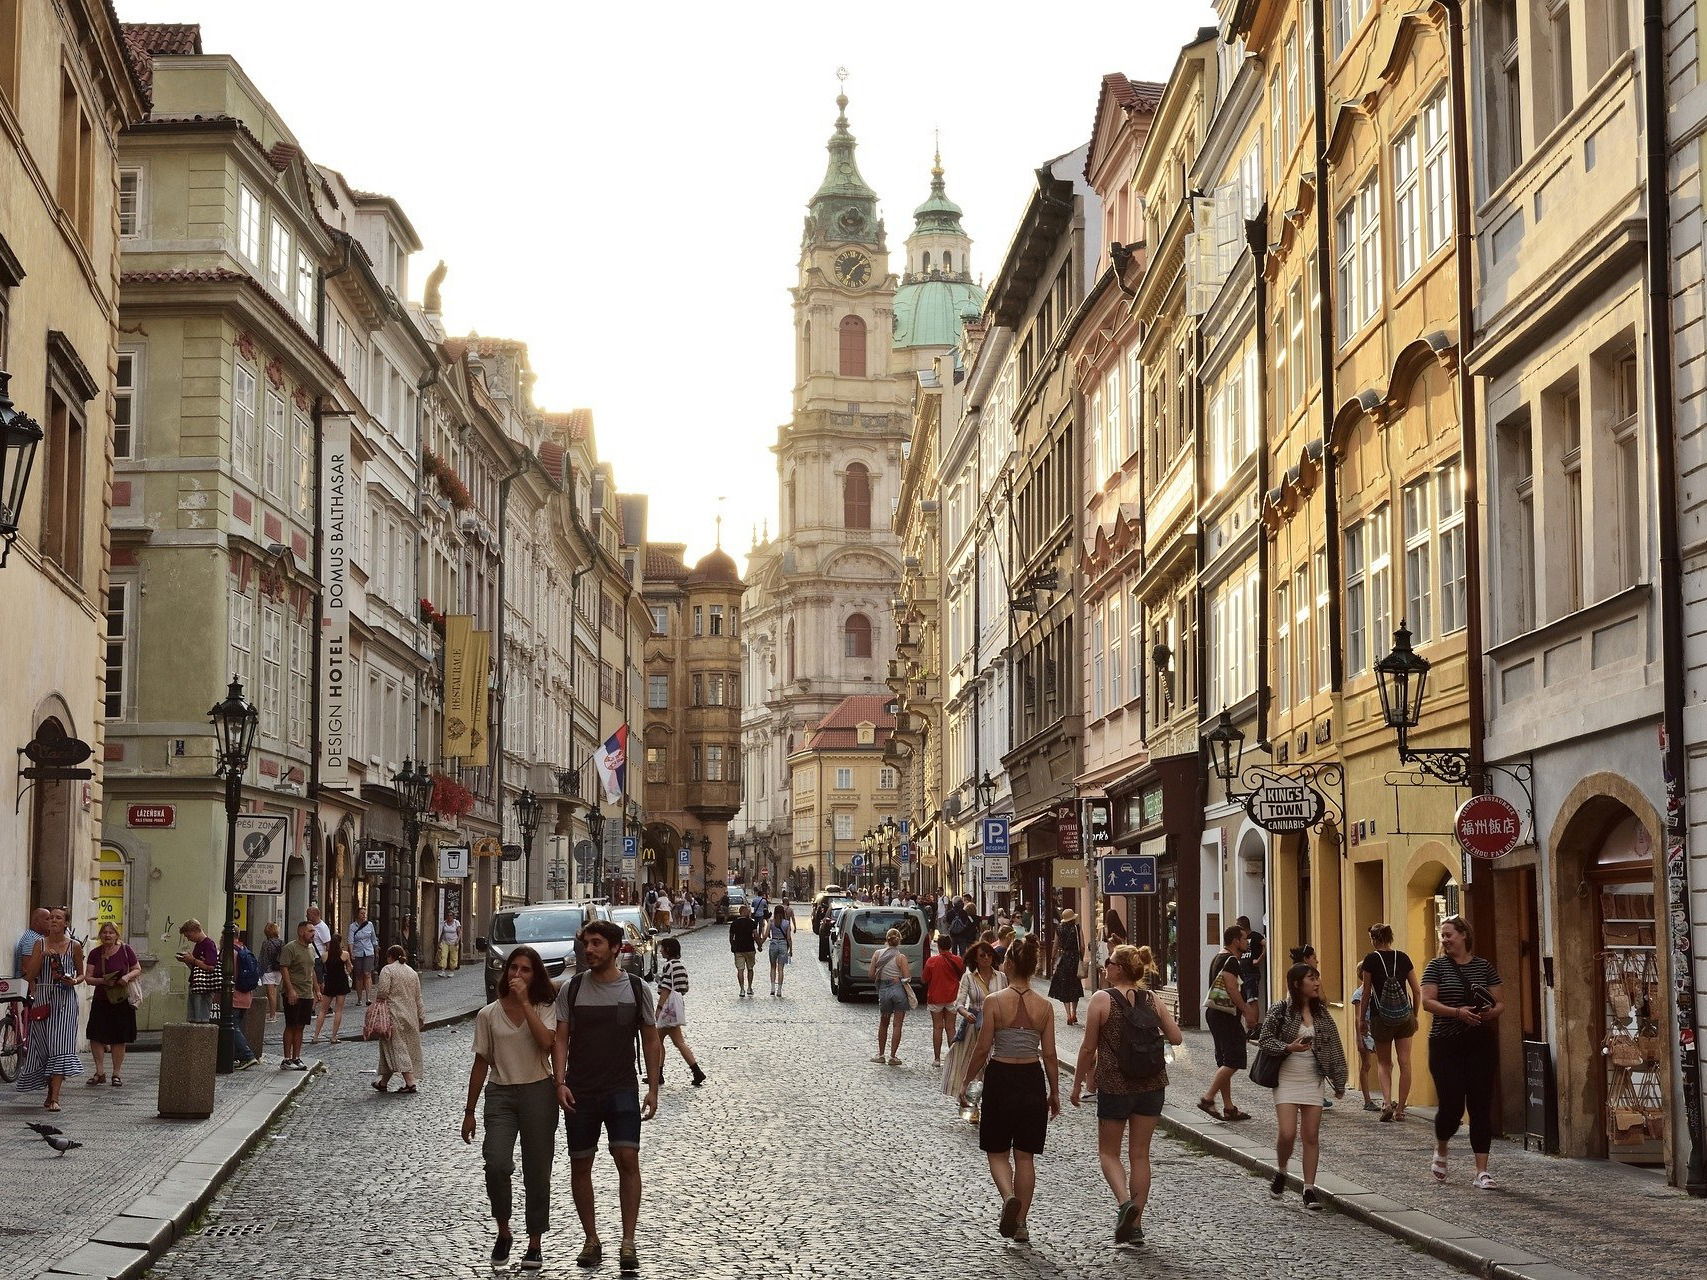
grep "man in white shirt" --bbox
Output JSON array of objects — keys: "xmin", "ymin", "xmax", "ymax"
[
  {"xmin": 346, "ymin": 904, "xmax": 378, "ymax": 1004},
  {"xmin": 306, "ymin": 904, "xmax": 331, "ymax": 1007},
  {"xmin": 437, "ymin": 908, "xmax": 463, "ymax": 976}
]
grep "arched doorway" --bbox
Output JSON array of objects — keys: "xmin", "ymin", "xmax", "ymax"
[{"xmin": 27, "ymin": 708, "xmax": 81, "ymax": 913}]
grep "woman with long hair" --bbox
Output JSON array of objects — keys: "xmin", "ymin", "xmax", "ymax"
[
  {"xmin": 765, "ymin": 903, "xmax": 794, "ymax": 997},
  {"xmin": 1359, "ymin": 922, "xmax": 1421, "ymax": 1120},
  {"xmin": 462, "ymin": 946, "xmax": 559, "ymax": 1272},
  {"xmin": 1257, "ymin": 963, "xmax": 1347, "ymax": 1210},
  {"xmin": 868, "ymin": 927, "xmax": 912, "ymax": 1065},
  {"xmin": 1070, "ymin": 944, "xmax": 1183, "ymax": 1245},
  {"xmin": 1048, "ymin": 909, "xmax": 1085, "ymax": 1025},
  {"xmin": 313, "ymin": 933, "xmax": 351, "ymax": 1044},
  {"xmin": 18, "ymin": 907, "xmax": 84, "ymax": 1110},
  {"xmin": 655, "ymin": 936, "xmax": 706, "ymax": 1086},
  {"xmin": 259, "ymin": 921, "xmax": 284, "ymax": 1018},
  {"xmin": 942, "ymin": 941, "xmax": 1003, "ymax": 1108},
  {"xmin": 962, "ymin": 935, "xmax": 1060, "ymax": 1243},
  {"xmin": 1420, "ymin": 915, "xmax": 1503, "ymax": 1187}
]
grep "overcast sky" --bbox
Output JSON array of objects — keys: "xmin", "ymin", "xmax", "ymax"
[{"xmin": 119, "ymin": 0, "xmax": 1212, "ymax": 564}]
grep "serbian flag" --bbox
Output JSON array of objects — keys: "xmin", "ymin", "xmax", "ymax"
[{"xmin": 595, "ymin": 725, "xmax": 628, "ymax": 803}]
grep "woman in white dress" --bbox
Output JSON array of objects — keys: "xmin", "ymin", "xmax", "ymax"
[
  {"xmin": 374, "ymin": 944, "xmax": 426, "ymax": 1093},
  {"xmin": 1257, "ymin": 962, "xmax": 1347, "ymax": 1211},
  {"xmin": 941, "ymin": 941, "xmax": 1004, "ymax": 1107}
]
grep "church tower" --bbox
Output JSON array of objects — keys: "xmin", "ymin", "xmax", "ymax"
[{"xmin": 893, "ymin": 151, "xmax": 985, "ymax": 372}]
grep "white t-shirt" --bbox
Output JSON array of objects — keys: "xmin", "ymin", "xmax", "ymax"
[
  {"xmin": 473, "ymin": 999, "xmax": 557, "ymax": 1085},
  {"xmin": 440, "ymin": 918, "xmax": 462, "ymax": 944},
  {"xmin": 656, "ymin": 895, "xmax": 672, "ymax": 913},
  {"xmin": 310, "ymin": 919, "xmax": 331, "ymax": 958}
]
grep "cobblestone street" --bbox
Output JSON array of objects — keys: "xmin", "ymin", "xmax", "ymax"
[{"xmin": 144, "ymin": 918, "xmax": 1461, "ymax": 1279}]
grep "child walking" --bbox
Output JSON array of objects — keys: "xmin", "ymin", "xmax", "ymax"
[{"xmin": 656, "ymin": 936, "xmax": 707, "ymax": 1087}]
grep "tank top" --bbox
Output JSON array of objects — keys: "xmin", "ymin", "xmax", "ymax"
[{"xmin": 991, "ymin": 989, "xmax": 1045, "ymax": 1060}]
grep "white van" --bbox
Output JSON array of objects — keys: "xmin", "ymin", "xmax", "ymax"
[{"xmin": 828, "ymin": 905, "xmax": 928, "ymax": 1002}]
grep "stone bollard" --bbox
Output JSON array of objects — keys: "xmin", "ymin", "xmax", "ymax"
[{"xmin": 157, "ymin": 1021, "xmax": 217, "ymax": 1118}]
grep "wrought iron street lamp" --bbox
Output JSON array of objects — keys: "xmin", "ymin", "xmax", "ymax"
[
  {"xmin": 1374, "ymin": 622, "xmax": 1471, "ymax": 784},
  {"xmin": 0, "ymin": 371, "xmax": 43, "ymax": 568},
  {"xmin": 514, "ymin": 787, "xmax": 540, "ymax": 902},
  {"xmin": 586, "ymin": 802, "xmax": 606, "ymax": 898},
  {"xmin": 208, "ymin": 677, "xmax": 258, "ymax": 1074},
  {"xmin": 1206, "ymin": 709, "xmax": 1246, "ymax": 785},
  {"xmin": 976, "ymin": 771, "xmax": 996, "ymax": 810},
  {"xmin": 392, "ymin": 758, "xmax": 432, "ymax": 956}
]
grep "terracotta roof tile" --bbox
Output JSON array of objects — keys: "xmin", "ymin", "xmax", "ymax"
[
  {"xmin": 538, "ymin": 441, "xmax": 567, "ymax": 488},
  {"xmin": 645, "ymin": 546, "xmax": 689, "ymax": 580},
  {"xmin": 121, "ymin": 22, "xmax": 202, "ymax": 56},
  {"xmin": 1106, "ymin": 73, "xmax": 1165, "ymax": 112},
  {"xmin": 803, "ymin": 694, "xmax": 898, "ymax": 750}
]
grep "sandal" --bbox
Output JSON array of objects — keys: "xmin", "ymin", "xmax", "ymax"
[
  {"xmin": 1431, "ymin": 1153, "xmax": 1448, "ymax": 1182},
  {"xmin": 372, "ymin": 1080, "xmax": 389, "ymax": 1092},
  {"xmin": 1196, "ymin": 1098, "xmax": 1223, "ymax": 1120},
  {"xmin": 1380, "ymin": 1102, "xmax": 1396, "ymax": 1122},
  {"xmin": 44, "ymin": 1100, "xmax": 61, "ymax": 1112},
  {"xmin": 400, "ymin": 1084, "xmax": 418, "ymax": 1094},
  {"xmin": 998, "ymin": 1195, "xmax": 1021, "ymax": 1239},
  {"xmin": 1223, "ymin": 1107, "xmax": 1254, "ymax": 1121},
  {"xmin": 86, "ymin": 1074, "xmax": 107, "ymax": 1086},
  {"xmin": 110, "ymin": 1075, "xmax": 122, "ymax": 1088},
  {"xmin": 1473, "ymin": 1171, "xmax": 1496, "ymax": 1190}
]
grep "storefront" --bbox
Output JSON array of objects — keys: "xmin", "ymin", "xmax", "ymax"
[{"xmin": 1108, "ymin": 754, "xmax": 1203, "ymax": 1022}]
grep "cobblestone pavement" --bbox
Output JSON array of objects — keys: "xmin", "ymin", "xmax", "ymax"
[
  {"xmin": 145, "ymin": 920, "xmax": 1462, "ymax": 1280},
  {"xmin": 1049, "ymin": 1004, "xmax": 1707, "ymax": 1280}
]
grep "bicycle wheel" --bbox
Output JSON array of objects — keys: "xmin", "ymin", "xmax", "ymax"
[{"xmin": 0, "ymin": 1012, "xmax": 20, "ymax": 1083}]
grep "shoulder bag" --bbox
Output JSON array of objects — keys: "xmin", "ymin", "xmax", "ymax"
[
  {"xmin": 1204, "ymin": 954, "xmax": 1239, "ymax": 1014},
  {"xmin": 362, "ymin": 996, "xmax": 393, "ymax": 1041}
]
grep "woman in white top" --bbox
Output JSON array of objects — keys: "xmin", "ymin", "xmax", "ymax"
[
  {"xmin": 942, "ymin": 941, "xmax": 1005, "ymax": 1105},
  {"xmin": 462, "ymin": 946, "xmax": 559, "ymax": 1271},
  {"xmin": 655, "ymin": 936, "xmax": 706, "ymax": 1086}
]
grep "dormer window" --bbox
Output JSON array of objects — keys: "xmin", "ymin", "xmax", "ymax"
[{"xmin": 856, "ymin": 721, "xmax": 875, "ymax": 745}]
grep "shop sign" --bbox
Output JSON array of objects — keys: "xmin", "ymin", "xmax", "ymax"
[
  {"xmin": 98, "ymin": 847, "xmax": 126, "ymax": 930},
  {"xmin": 232, "ymin": 814, "xmax": 289, "ymax": 895},
  {"xmin": 126, "ymin": 803, "xmax": 175, "ymax": 829},
  {"xmin": 1140, "ymin": 788, "xmax": 1164, "ymax": 826},
  {"xmin": 1055, "ymin": 802, "xmax": 1082, "ymax": 856},
  {"xmin": 1084, "ymin": 798, "xmax": 1112, "ymax": 845},
  {"xmin": 363, "ymin": 846, "xmax": 390, "ymax": 874},
  {"xmin": 1052, "ymin": 859, "xmax": 1085, "ymax": 888},
  {"xmin": 983, "ymin": 854, "xmax": 1011, "ymax": 886},
  {"xmin": 500, "ymin": 843, "xmax": 524, "ymax": 863},
  {"xmin": 1454, "ymin": 794, "xmax": 1522, "ymax": 860},
  {"xmin": 438, "ymin": 846, "xmax": 470, "ymax": 880},
  {"xmin": 473, "ymin": 836, "xmax": 503, "ymax": 859},
  {"xmin": 318, "ymin": 412, "xmax": 353, "ymax": 788},
  {"xmin": 1246, "ymin": 779, "xmax": 1324, "ymax": 833}
]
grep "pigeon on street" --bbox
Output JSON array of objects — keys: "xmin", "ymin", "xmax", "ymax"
[
  {"xmin": 25, "ymin": 1121, "xmax": 63, "ymax": 1137},
  {"xmin": 40, "ymin": 1134, "xmax": 82, "ymax": 1156}
]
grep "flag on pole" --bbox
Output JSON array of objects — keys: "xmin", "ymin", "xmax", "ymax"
[{"xmin": 594, "ymin": 725, "xmax": 628, "ymax": 803}]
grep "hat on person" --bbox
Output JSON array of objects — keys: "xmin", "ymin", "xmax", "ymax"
[{"xmin": 1059, "ymin": 909, "xmax": 1077, "ymax": 923}]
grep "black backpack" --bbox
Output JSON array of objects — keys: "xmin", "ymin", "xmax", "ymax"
[{"xmin": 1108, "ymin": 987, "xmax": 1166, "ymax": 1078}]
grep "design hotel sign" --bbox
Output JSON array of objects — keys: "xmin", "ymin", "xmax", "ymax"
[{"xmin": 318, "ymin": 414, "xmax": 351, "ymax": 787}]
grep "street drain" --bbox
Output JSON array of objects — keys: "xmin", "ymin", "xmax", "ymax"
[{"xmin": 201, "ymin": 1221, "xmax": 272, "ymax": 1239}]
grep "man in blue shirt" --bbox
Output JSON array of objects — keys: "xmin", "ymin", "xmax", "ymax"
[{"xmin": 13, "ymin": 907, "xmax": 47, "ymax": 977}]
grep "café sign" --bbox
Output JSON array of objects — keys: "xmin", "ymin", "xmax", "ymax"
[{"xmin": 1246, "ymin": 779, "xmax": 1324, "ymax": 834}]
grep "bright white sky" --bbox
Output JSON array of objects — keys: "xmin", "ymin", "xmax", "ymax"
[{"xmin": 119, "ymin": 0, "xmax": 1211, "ymax": 563}]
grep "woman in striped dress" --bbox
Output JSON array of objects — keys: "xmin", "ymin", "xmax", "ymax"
[
  {"xmin": 655, "ymin": 936, "xmax": 705, "ymax": 1086},
  {"xmin": 18, "ymin": 907, "xmax": 85, "ymax": 1110}
]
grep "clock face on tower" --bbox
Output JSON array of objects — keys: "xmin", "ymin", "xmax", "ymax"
[{"xmin": 833, "ymin": 250, "xmax": 872, "ymax": 289}]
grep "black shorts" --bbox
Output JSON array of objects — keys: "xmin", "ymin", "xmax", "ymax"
[
  {"xmin": 283, "ymin": 997, "xmax": 314, "ymax": 1028},
  {"xmin": 978, "ymin": 1060, "xmax": 1048, "ymax": 1155},
  {"xmin": 1206, "ymin": 1009, "xmax": 1249, "ymax": 1070}
]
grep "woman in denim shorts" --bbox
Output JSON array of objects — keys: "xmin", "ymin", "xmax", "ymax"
[
  {"xmin": 868, "ymin": 928, "xmax": 912, "ymax": 1065},
  {"xmin": 1069, "ymin": 944, "xmax": 1183, "ymax": 1246}
]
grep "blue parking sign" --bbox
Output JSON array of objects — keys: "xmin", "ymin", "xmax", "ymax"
[
  {"xmin": 982, "ymin": 815, "xmax": 1011, "ymax": 856},
  {"xmin": 622, "ymin": 836, "xmax": 638, "ymax": 858},
  {"xmin": 677, "ymin": 846, "xmax": 691, "ymax": 869},
  {"xmin": 1101, "ymin": 855, "xmax": 1157, "ymax": 895},
  {"xmin": 899, "ymin": 843, "xmax": 912, "ymax": 864}
]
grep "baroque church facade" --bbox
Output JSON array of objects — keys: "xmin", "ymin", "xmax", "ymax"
[{"xmin": 739, "ymin": 91, "xmax": 983, "ymax": 872}]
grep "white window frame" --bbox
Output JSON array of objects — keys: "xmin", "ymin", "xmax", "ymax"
[
  {"xmin": 879, "ymin": 767, "xmax": 897, "ymax": 790},
  {"xmin": 1275, "ymin": 580, "xmax": 1291, "ymax": 708},
  {"xmin": 295, "ymin": 249, "xmax": 314, "ymax": 321},
  {"xmin": 1103, "ymin": 367, "xmax": 1120, "ymax": 480},
  {"xmin": 1089, "ymin": 388, "xmax": 1104, "ymax": 489},
  {"xmin": 1421, "ymin": 87, "xmax": 1453, "ymax": 255},
  {"xmin": 1109, "ymin": 593, "xmax": 1123, "ymax": 708},
  {"xmin": 263, "ymin": 390, "xmax": 287, "ymax": 498},
  {"xmin": 1125, "ymin": 350, "xmax": 1143, "ymax": 458},
  {"xmin": 291, "ymin": 411, "xmax": 312, "ymax": 517},
  {"xmin": 288, "ymin": 613, "xmax": 310, "ymax": 746},
  {"xmin": 1403, "ymin": 476, "xmax": 1434, "ymax": 641},
  {"xmin": 104, "ymin": 581, "xmax": 131, "ymax": 719},
  {"xmin": 1392, "ymin": 122, "xmax": 1421, "ymax": 284},
  {"xmin": 237, "ymin": 184, "xmax": 262, "ymax": 265},
  {"xmin": 232, "ymin": 362, "xmax": 259, "ymax": 481},
  {"xmin": 834, "ymin": 766, "xmax": 853, "ymax": 791},
  {"xmin": 114, "ymin": 348, "xmax": 139, "ymax": 461},
  {"xmin": 1092, "ymin": 606, "xmax": 1106, "ymax": 718},
  {"xmin": 1294, "ymin": 567, "xmax": 1311, "ymax": 698},
  {"xmin": 118, "ymin": 167, "xmax": 143, "ymax": 238},
  {"xmin": 267, "ymin": 216, "xmax": 291, "ymax": 293},
  {"xmin": 647, "ymin": 674, "xmax": 668, "ymax": 709},
  {"xmin": 229, "ymin": 583, "xmax": 253, "ymax": 693},
  {"xmin": 1314, "ymin": 551, "xmax": 1330, "ymax": 692},
  {"xmin": 260, "ymin": 601, "xmax": 283, "ymax": 736},
  {"xmin": 1344, "ymin": 521, "xmax": 1367, "ymax": 676},
  {"xmin": 1612, "ymin": 354, "xmax": 1641, "ymax": 590},
  {"xmin": 834, "ymin": 812, "xmax": 854, "ymax": 841},
  {"xmin": 1438, "ymin": 459, "xmax": 1466, "ymax": 634}
]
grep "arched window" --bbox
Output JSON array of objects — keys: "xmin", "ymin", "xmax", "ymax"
[
  {"xmin": 843, "ymin": 462, "xmax": 871, "ymax": 529},
  {"xmin": 943, "ymin": 251, "xmax": 953, "ymax": 272},
  {"xmin": 838, "ymin": 315, "xmax": 867, "ymax": 376},
  {"xmin": 843, "ymin": 613, "xmax": 873, "ymax": 659},
  {"xmin": 922, "ymin": 251, "xmax": 932, "ymax": 272}
]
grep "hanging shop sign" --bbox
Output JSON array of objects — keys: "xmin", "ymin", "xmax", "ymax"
[
  {"xmin": 1055, "ymin": 802, "xmax": 1082, "ymax": 856},
  {"xmin": 473, "ymin": 836, "xmax": 503, "ymax": 859},
  {"xmin": 500, "ymin": 842, "xmax": 524, "ymax": 863},
  {"xmin": 1245, "ymin": 779, "xmax": 1325, "ymax": 834},
  {"xmin": 438, "ymin": 845, "xmax": 470, "ymax": 880},
  {"xmin": 363, "ymin": 846, "xmax": 390, "ymax": 875},
  {"xmin": 442, "ymin": 616, "xmax": 478, "ymax": 760},
  {"xmin": 1084, "ymin": 798, "xmax": 1112, "ymax": 845},
  {"xmin": 232, "ymin": 814, "xmax": 290, "ymax": 895},
  {"xmin": 1454, "ymin": 794, "xmax": 1523, "ymax": 860},
  {"xmin": 318, "ymin": 413, "xmax": 353, "ymax": 788},
  {"xmin": 1052, "ymin": 858, "xmax": 1085, "ymax": 889}
]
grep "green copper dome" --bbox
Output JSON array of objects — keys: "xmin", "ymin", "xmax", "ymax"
[
  {"xmin": 912, "ymin": 154, "xmax": 965, "ymax": 234},
  {"xmin": 805, "ymin": 92, "xmax": 880, "ymax": 247},
  {"xmin": 893, "ymin": 277, "xmax": 985, "ymax": 350}
]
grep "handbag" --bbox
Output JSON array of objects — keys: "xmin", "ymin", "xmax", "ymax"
[
  {"xmin": 1205, "ymin": 955, "xmax": 1239, "ymax": 1014},
  {"xmin": 104, "ymin": 982, "xmax": 130, "ymax": 1005},
  {"xmin": 1249, "ymin": 1046, "xmax": 1284, "ymax": 1088},
  {"xmin": 27, "ymin": 1001, "xmax": 52, "ymax": 1023},
  {"xmin": 905, "ymin": 983, "xmax": 919, "ymax": 1010},
  {"xmin": 362, "ymin": 996, "xmax": 393, "ymax": 1041}
]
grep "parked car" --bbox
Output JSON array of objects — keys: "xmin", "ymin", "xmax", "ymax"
[
  {"xmin": 828, "ymin": 905, "xmax": 928, "ymax": 1003},
  {"xmin": 475, "ymin": 901, "xmax": 591, "ymax": 1000},
  {"xmin": 602, "ymin": 905, "xmax": 660, "ymax": 980},
  {"xmin": 717, "ymin": 886, "xmax": 752, "ymax": 923}
]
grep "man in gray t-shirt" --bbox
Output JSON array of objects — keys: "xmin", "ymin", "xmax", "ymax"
[{"xmin": 553, "ymin": 920, "xmax": 661, "ymax": 1272}]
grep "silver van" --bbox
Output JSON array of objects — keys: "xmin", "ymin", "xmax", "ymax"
[
  {"xmin": 828, "ymin": 905, "xmax": 928, "ymax": 1002},
  {"xmin": 475, "ymin": 901, "xmax": 590, "ymax": 1000}
]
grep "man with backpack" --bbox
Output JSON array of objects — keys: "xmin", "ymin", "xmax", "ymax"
[
  {"xmin": 1067, "ymin": 943, "xmax": 1184, "ymax": 1246},
  {"xmin": 231, "ymin": 932, "xmax": 263, "ymax": 1068},
  {"xmin": 553, "ymin": 920, "xmax": 662, "ymax": 1275},
  {"xmin": 946, "ymin": 895, "xmax": 978, "ymax": 957}
]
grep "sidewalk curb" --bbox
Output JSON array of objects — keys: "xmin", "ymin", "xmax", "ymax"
[
  {"xmin": 1150, "ymin": 1099, "xmax": 1595, "ymax": 1280},
  {"xmin": 45, "ymin": 1063, "xmax": 323, "ymax": 1280}
]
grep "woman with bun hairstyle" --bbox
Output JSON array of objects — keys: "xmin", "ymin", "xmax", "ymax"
[
  {"xmin": 1069, "ymin": 944, "xmax": 1182, "ymax": 1245},
  {"xmin": 962, "ymin": 934, "xmax": 1059, "ymax": 1243}
]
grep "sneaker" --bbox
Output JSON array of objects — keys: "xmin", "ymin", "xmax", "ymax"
[
  {"xmin": 1302, "ymin": 1187, "xmax": 1323, "ymax": 1211},
  {"xmin": 576, "ymin": 1239, "xmax": 601, "ymax": 1269},
  {"xmin": 235, "ymin": 1058, "xmax": 257, "ymax": 1071},
  {"xmin": 491, "ymin": 1237, "xmax": 512, "ymax": 1271},
  {"xmin": 1364, "ymin": 1098, "xmax": 1382, "ymax": 1112},
  {"xmin": 291, "ymin": 1059, "xmax": 309, "ymax": 1071},
  {"xmin": 520, "ymin": 1244, "xmax": 543, "ymax": 1270},
  {"xmin": 1114, "ymin": 1199, "xmax": 1140, "ymax": 1243},
  {"xmin": 619, "ymin": 1240, "xmax": 638, "ymax": 1274},
  {"xmin": 1270, "ymin": 1171, "xmax": 1287, "ymax": 1199}
]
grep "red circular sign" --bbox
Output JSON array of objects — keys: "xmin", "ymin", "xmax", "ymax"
[{"xmin": 1454, "ymin": 794, "xmax": 1523, "ymax": 860}]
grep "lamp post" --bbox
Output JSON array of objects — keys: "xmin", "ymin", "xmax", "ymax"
[
  {"xmin": 1373, "ymin": 622, "xmax": 1473, "ymax": 785},
  {"xmin": 514, "ymin": 788, "xmax": 540, "ymax": 902},
  {"xmin": 1205, "ymin": 709, "xmax": 1247, "ymax": 788},
  {"xmin": 0, "ymin": 372, "xmax": 43, "ymax": 568},
  {"xmin": 392, "ymin": 758, "xmax": 433, "ymax": 957},
  {"xmin": 586, "ymin": 802, "xmax": 606, "ymax": 899},
  {"xmin": 699, "ymin": 833, "xmax": 713, "ymax": 905},
  {"xmin": 208, "ymin": 677, "xmax": 259, "ymax": 1075}
]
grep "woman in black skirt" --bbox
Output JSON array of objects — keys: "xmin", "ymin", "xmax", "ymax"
[
  {"xmin": 84, "ymin": 921, "xmax": 140, "ymax": 1086},
  {"xmin": 963, "ymin": 935, "xmax": 1060, "ymax": 1243},
  {"xmin": 1048, "ymin": 909, "xmax": 1085, "ymax": 1025}
]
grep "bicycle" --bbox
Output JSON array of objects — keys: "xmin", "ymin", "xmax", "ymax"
[{"xmin": 0, "ymin": 975, "xmax": 30, "ymax": 1083}]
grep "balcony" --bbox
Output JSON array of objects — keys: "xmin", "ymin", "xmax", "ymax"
[{"xmin": 686, "ymin": 780, "xmax": 740, "ymax": 817}]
